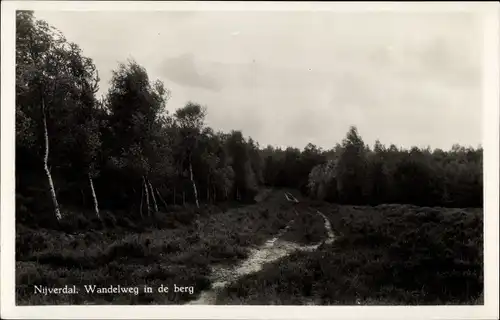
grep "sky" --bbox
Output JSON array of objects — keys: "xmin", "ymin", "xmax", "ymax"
[{"xmin": 34, "ymin": 10, "xmax": 483, "ymax": 151}]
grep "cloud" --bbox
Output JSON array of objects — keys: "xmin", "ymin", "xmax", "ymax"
[
  {"xmin": 159, "ymin": 53, "xmax": 223, "ymax": 92},
  {"xmin": 33, "ymin": 10, "xmax": 483, "ymax": 150}
]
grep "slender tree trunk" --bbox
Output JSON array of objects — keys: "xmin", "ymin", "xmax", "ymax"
[
  {"xmin": 42, "ymin": 100, "xmax": 62, "ymax": 220},
  {"xmin": 139, "ymin": 182, "xmax": 144, "ymax": 218},
  {"xmin": 80, "ymin": 188, "xmax": 86, "ymax": 207},
  {"xmin": 88, "ymin": 173, "xmax": 101, "ymax": 220},
  {"xmin": 206, "ymin": 174, "xmax": 210, "ymax": 203},
  {"xmin": 155, "ymin": 187, "xmax": 168, "ymax": 209},
  {"xmin": 189, "ymin": 160, "xmax": 200, "ymax": 208},
  {"xmin": 143, "ymin": 176, "xmax": 151, "ymax": 216},
  {"xmin": 213, "ymin": 185, "xmax": 217, "ymax": 203},
  {"xmin": 147, "ymin": 179, "xmax": 158, "ymax": 212},
  {"xmin": 182, "ymin": 189, "xmax": 185, "ymax": 206},
  {"xmin": 173, "ymin": 186, "xmax": 177, "ymax": 205}
]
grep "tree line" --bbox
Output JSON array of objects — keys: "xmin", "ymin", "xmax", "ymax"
[{"xmin": 15, "ymin": 11, "xmax": 483, "ymax": 225}]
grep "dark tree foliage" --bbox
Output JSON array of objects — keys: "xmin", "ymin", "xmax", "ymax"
[
  {"xmin": 16, "ymin": 13, "xmax": 482, "ymax": 228},
  {"xmin": 305, "ymin": 129, "xmax": 482, "ymax": 208}
]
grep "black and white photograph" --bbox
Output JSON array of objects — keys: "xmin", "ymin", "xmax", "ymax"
[{"xmin": 1, "ymin": 1, "xmax": 499, "ymax": 319}]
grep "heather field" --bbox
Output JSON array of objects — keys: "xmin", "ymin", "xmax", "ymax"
[{"xmin": 16, "ymin": 190, "xmax": 483, "ymax": 305}]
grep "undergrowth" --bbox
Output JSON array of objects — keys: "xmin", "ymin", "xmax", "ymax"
[
  {"xmin": 216, "ymin": 203, "xmax": 484, "ymax": 305},
  {"xmin": 16, "ymin": 190, "xmax": 297, "ymax": 305}
]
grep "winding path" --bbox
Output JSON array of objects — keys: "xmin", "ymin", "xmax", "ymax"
[{"xmin": 188, "ymin": 192, "xmax": 335, "ymax": 305}]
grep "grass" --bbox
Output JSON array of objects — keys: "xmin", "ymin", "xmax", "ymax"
[
  {"xmin": 16, "ymin": 190, "xmax": 484, "ymax": 305},
  {"xmin": 16, "ymin": 189, "xmax": 298, "ymax": 305},
  {"xmin": 280, "ymin": 203, "xmax": 327, "ymax": 245},
  {"xmin": 216, "ymin": 203, "xmax": 484, "ymax": 305}
]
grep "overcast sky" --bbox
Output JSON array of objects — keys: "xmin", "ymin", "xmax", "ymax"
[{"xmin": 34, "ymin": 10, "xmax": 483, "ymax": 150}]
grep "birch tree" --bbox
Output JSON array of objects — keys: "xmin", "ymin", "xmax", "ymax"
[
  {"xmin": 174, "ymin": 102, "xmax": 206, "ymax": 208},
  {"xmin": 105, "ymin": 60, "xmax": 170, "ymax": 216},
  {"xmin": 16, "ymin": 11, "xmax": 100, "ymax": 221},
  {"xmin": 225, "ymin": 131, "xmax": 258, "ymax": 202}
]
